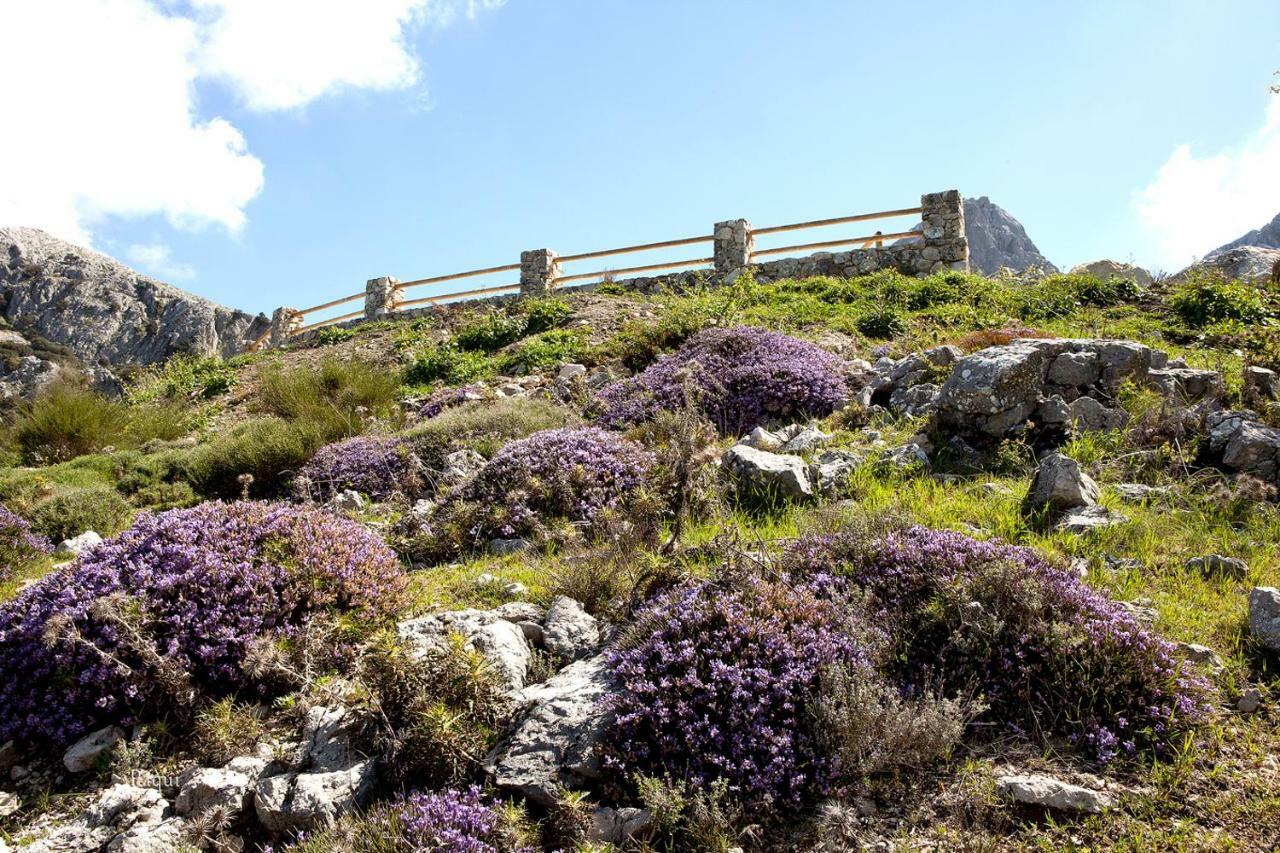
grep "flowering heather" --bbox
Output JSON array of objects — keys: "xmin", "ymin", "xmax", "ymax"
[
  {"xmin": 603, "ymin": 578, "xmax": 876, "ymax": 814},
  {"xmin": 0, "ymin": 504, "xmax": 50, "ymax": 579},
  {"xmin": 595, "ymin": 325, "xmax": 849, "ymax": 435},
  {"xmin": 783, "ymin": 525, "xmax": 1212, "ymax": 763},
  {"xmin": 447, "ymin": 426, "xmax": 654, "ymax": 540},
  {"xmin": 416, "ymin": 384, "xmax": 485, "ymax": 420},
  {"xmin": 0, "ymin": 501, "xmax": 404, "ymax": 746},
  {"xmin": 295, "ymin": 434, "xmax": 418, "ymax": 501},
  {"xmin": 395, "ymin": 787, "xmax": 529, "ymax": 853}
]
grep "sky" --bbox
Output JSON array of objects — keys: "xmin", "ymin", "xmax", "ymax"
[{"xmin": 2, "ymin": 0, "xmax": 1279, "ymax": 320}]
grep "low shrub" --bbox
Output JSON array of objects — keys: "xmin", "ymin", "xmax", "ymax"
[
  {"xmin": 431, "ymin": 426, "xmax": 654, "ymax": 548},
  {"xmin": 256, "ymin": 358, "xmax": 401, "ymax": 436},
  {"xmin": 783, "ymin": 525, "xmax": 1212, "ymax": 763},
  {"xmin": 356, "ymin": 632, "xmax": 508, "ymax": 789},
  {"xmin": 454, "ymin": 312, "xmax": 526, "ymax": 352},
  {"xmin": 192, "ymin": 698, "xmax": 265, "ymax": 765},
  {"xmin": 522, "ymin": 297, "xmax": 572, "ymax": 333},
  {"xmin": 856, "ymin": 306, "xmax": 908, "ymax": 339},
  {"xmin": 396, "ymin": 787, "xmax": 533, "ymax": 853},
  {"xmin": 27, "ymin": 486, "xmax": 133, "ymax": 542},
  {"xmin": 402, "ymin": 397, "xmax": 580, "ymax": 471},
  {"xmin": 295, "ymin": 435, "xmax": 420, "ymax": 502},
  {"xmin": 1072, "ymin": 273, "xmax": 1142, "ymax": 306},
  {"xmin": 504, "ymin": 328, "xmax": 587, "ymax": 371},
  {"xmin": 1168, "ymin": 270, "xmax": 1274, "ymax": 328},
  {"xmin": 946, "ymin": 325, "xmax": 1047, "ymax": 353},
  {"xmin": 10, "ymin": 381, "xmax": 130, "ymax": 463},
  {"xmin": 595, "ymin": 325, "xmax": 848, "ymax": 435},
  {"xmin": 8, "ymin": 381, "xmax": 194, "ymax": 465},
  {"xmin": 0, "ymin": 500, "xmax": 405, "ymax": 746},
  {"xmin": 311, "ymin": 326, "xmax": 357, "ymax": 346},
  {"xmin": 0, "ymin": 504, "xmax": 50, "ymax": 579},
  {"xmin": 127, "ymin": 355, "xmax": 240, "ymax": 404},
  {"xmin": 416, "ymin": 384, "xmax": 485, "ymax": 420},
  {"xmin": 604, "ymin": 577, "xmax": 876, "ymax": 816},
  {"xmin": 404, "ymin": 343, "xmax": 499, "ymax": 386},
  {"xmin": 181, "ymin": 417, "xmax": 328, "ymax": 498}
]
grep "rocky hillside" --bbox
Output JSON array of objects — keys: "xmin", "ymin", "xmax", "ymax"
[
  {"xmin": 0, "ymin": 228, "xmax": 267, "ymax": 369},
  {"xmin": 1, "ymin": 262, "xmax": 1279, "ymax": 852},
  {"xmin": 962, "ymin": 196, "xmax": 1058, "ymax": 275}
]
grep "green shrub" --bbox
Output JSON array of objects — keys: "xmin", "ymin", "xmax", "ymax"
[
  {"xmin": 9, "ymin": 381, "xmax": 131, "ymax": 463},
  {"xmin": 27, "ymin": 486, "xmax": 132, "ymax": 542},
  {"xmin": 402, "ymin": 397, "xmax": 580, "ymax": 469},
  {"xmin": 127, "ymin": 355, "xmax": 240, "ymax": 403},
  {"xmin": 454, "ymin": 312, "xmax": 526, "ymax": 352},
  {"xmin": 403, "ymin": 344, "xmax": 499, "ymax": 386},
  {"xmin": 522, "ymin": 297, "xmax": 573, "ymax": 333},
  {"xmin": 1168, "ymin": 271, "xmax": 1274, "ymax": 328},
  {"xmin": 8, "ymin": 381, "xmax": 196, "ymax": 466},
  {"xmin": 181, "ymin": 417, "xmax": 327, "ymax": 498},
  {"xmin": 504, "ymin": 328, "xmax": 588, "ymax": 371},
  {"xmin": 311, "ymin": 326, "xmax": 357, "ymax": 346},
  {"xmin": 355, "ymin": 631, "xmax": 508, "ymax": 788},
  {"xmin": 1072, "ymin": 273, "xmax": 1141, "ymax": 306},
  {"xmin": 856, "ymin": 306, "xmax": 907, "ymax": 338},
  {"xmin": 256, "ymin": 358, "xmax": 401, "ymax": 436},
  {"xmin": 905, "ymin": 272, "xmax": 970, "ymax": 309}
]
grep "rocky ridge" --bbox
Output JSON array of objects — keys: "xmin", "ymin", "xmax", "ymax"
[{"xmin": 0, "ymin": 227, "xmax": 266, "ymax": 374}]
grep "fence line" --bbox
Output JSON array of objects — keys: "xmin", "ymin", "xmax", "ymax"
[{"xmin": 250, "ymin": 192, "xmax": 964, "ymax": 350}]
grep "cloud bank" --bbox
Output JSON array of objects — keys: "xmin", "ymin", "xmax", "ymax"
[
  {"xmin": 0, "ymin": 0, "xmax": 501, "ymax": 250},
  {"xmin": 1136, "ymin": 98, "xmax": 1280, "ymax": 271}
]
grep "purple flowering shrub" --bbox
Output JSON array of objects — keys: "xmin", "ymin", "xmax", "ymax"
[
  {"xmin": 0, "ymin": 504, "xmax": 50, "ymax": 580},
  {"xmin": 416, "ymin": 384, "xmax": 485, "ymax": 420},
  {"xmin": 295, "ymin": 434, "xmax": 420, "ymax": 501},
  {"xmin": 603, "ymin": 577, "xmax": 878, "ymax": 815},
  {"xmin": 395, "ymin": 787, "xmax": 531, "ymax": 853},
  {"xmin": 0, "ymin": 501, "xmax": 405, "ymax": 746},
  {"xmin": 595, "ymin": 325, "xmax": 849, "ymax": 435},
  {"xmin": 783, "ymin": 525, "xmax": 1211, "ymax": 763},
  {"xmin": 433, "ymin": 426, "xmax": 654, "ymax": 548}
]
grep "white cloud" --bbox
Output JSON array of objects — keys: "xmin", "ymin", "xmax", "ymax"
[
  {"xmin": 0, "ymin": 0, "xmax": 263, "ymax": 246},
  {"xmin": 0, "ymin": 0, "xmax": 501, "ymax": 247},
  {"xmin": 1136, "ymin": 98, "xmax": 1280, "ymax": 270},
  {"xmin": 127, "ymin": 243, "xmax": 196, "ymax": 281}
]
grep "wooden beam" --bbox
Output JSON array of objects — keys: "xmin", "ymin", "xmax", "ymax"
[{"xmin": 751, "ymin": 207, "xmax": 922, "ymax": 236}]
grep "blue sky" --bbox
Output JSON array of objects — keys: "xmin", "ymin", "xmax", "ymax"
[{"xmin": 4, "ymin": 1, "xmax": 1279, "ymax": 319}]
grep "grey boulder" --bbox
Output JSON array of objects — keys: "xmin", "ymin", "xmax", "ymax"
[
  {"xmin": 1248, "ymin": 587, "xmax": 1280, "ymax": 653},
  {"xmin": 1023, "ymin": 453, "xmax": 1099, "ymax": 514},
  {"xmin": 542, "ymin": 596, "xmax": 600, "ymax": 660},
  {"xmin": 63, "ymin": 725, "xmax": 125, "ymax": 773},
  {"xmin": 996, "ymin": 772, "xmax": 1114, "ymax": 813},
  {"xmin": 485, "ymin": 654, "xmax": 614, "ymax": 806},
  {"xmin": 722, "ymin": 444, "xmax": 813, "ymax": 500}
]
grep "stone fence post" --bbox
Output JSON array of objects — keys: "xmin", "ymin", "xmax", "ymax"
[
  {"xmin": 520, "ymin": 249, "xmax": 560, "ymax": 296},
  {"xmin": 713, "ymin": 219, "xmax": 753, "ymax": 275},
  {"xmin": 269, "ymin": 307, "xmax": 303, "ymax": 347},
  {"xmin": 364, "ymin": 276, "xmax": 402, "ymax": 319},
  {"xmin": 920, "ymin": 190, "xmax": 969, "ymax": 272}
]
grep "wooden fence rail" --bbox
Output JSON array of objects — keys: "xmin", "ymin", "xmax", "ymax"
[{"xmin": 250, "ymin": 193, "xmax": 963, "ymax": 351}]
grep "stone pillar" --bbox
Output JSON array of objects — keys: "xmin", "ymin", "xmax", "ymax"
[
  {"xmin": 713, "ymin": 219, "xmax": 753, "ymax": 274},
  {"xmin": 269, "ymin": 307, "xmax": 303, "ymax": 347},
  {"xmin": 520, "ymin": 249, "xmax": 560, "ymax": 296},
  {"xmin": 920, "ymin": 190, "xmax": 969, "ymax": 272},
  {"xmin": 364, "ymin": 275, "xmax": 402, "ymax": 319}
]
